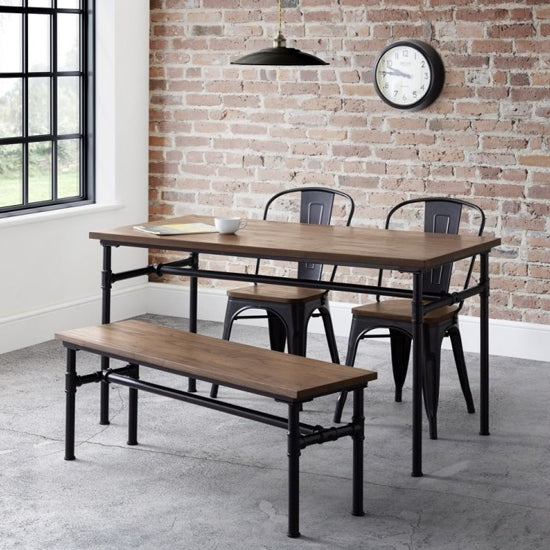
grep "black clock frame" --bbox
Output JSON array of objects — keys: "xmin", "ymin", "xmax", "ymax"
[{"xmin": 373, "ymin": 39, "xmax": 445, "ymax": 111}]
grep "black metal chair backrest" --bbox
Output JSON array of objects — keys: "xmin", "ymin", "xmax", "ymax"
[
  {"xmin": 256, "ymin": 187, "xmax": 355, "ymax": 282},
  {"xmin": 379, "ymin": 197, "xmax": 486, "ymax": 298}
]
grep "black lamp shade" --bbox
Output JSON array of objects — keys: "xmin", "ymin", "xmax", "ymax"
[{"xmin": 232, "ymin": 46, "xmax": 328, "ymax": 66}]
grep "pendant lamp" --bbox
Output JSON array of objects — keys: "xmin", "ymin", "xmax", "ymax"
[{"xmin": 232, "ymin": 0, "xmax": 328, "ymax": 66}]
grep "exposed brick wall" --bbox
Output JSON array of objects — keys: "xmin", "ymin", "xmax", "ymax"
[{"xmin": 149, "ymin": 0, "xmax": 550, "ymax": 324}]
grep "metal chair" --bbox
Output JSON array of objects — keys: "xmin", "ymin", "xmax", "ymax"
[
  {"xmin": 210, "ymin": 187, "xmax": 355, "ymax": 398},
  {"xmin": 334, "ymin": 197, "xmax": 486, "ymax": 439}
]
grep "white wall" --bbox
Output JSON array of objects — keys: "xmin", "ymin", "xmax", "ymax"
[{"xmin": 0, "ymin": 0, "xmax": 150, "ymax": 354}]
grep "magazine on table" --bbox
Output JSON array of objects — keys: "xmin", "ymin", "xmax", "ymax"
[{"xmin": 133, "ymin": 222, "xmax": 217, "ymax": 235}]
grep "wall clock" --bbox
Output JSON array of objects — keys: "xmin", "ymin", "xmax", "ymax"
[{"xmin": 373, "ymin": 40, "xmax": 445, "ymax": 111}]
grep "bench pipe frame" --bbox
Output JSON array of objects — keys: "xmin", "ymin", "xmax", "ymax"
[{"xmin": 64, "ymin": 347, "xmax": 366, "ymax": 538}]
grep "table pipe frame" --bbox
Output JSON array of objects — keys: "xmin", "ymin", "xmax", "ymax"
[{"xmin": 97, "ymin": 242, "xmax": 491, "ymax": 477}]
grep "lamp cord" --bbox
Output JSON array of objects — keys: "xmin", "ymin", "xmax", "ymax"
[{"xmin": 273, "ymin": 0, "xmax": 286, "ymax": 47}]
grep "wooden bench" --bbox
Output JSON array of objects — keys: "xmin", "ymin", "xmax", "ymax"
[{"xmin": 56, "ymin": 319, "xmax": 377, "ymax": 538}]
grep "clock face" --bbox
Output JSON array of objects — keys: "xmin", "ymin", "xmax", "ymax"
[{"xmin": 374, "ymin": 40, "xmax": 444, "ymax": 111}]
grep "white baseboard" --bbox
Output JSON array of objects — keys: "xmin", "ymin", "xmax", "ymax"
[
  {"xmin": 0, "ymin": 284, "xmax": 148, "ymax": 355},
  {"xmin": 2, "ymin": 281, "xmax": 549, "ymax": 363},
  {"xmin": 147, "ymin": 283, "xmax": 550, "ymax": 363}
]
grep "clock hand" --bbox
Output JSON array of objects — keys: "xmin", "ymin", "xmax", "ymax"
[{"xmin": 382, "ymin": 68, "xmax": 412, "ymax": 79}]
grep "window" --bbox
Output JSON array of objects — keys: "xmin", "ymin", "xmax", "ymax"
[{"xmin": 0, "ymin": 0, "xmax": 94, "ymax": 218}]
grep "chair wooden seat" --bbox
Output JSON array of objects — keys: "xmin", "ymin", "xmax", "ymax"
[
  {"xmin": 227, "ymin": 284, "xmax": 326, "ymax": 304},
  {"xmin": 352, "ymin": 299, "xmax": 460, "ymax": 324}
]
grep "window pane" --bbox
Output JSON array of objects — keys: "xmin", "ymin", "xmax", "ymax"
[
  {"xmin": 0, "ymin": 144, "xmax": 22, "ymax": 207},
  {"xmin": 57, "ymin": 0, "xmax": 79, "ymax": 8},
  {"xmin": 28, "ymin": 141, "xmax": 52, "ymax": 202},
  {"xmin": 58, "ymin": 76, "xmax": 79, "ymax": 134},
  {"xmin": 58, "ymin": 139, "xmax": 80, "ymax": 198},
  {"xmin": 28, "ymin": 77, "xmax": 50, "ymax": 135},
  {"xmin": 58, "ymin": 13, "xmax": 79, "ymax": 71},
  {"xmin": 28, "ymin": 1, "xmax": 51, "ymax": 7},
  {"xmin": 0, "ymin": 1, "xmax": 22, "ymax": 7},
  {"xmin": 28, "ymin": 14, "xmax": 50, "ymax": 72},
  {"xmin": 0, "ymin": 78, "xmax": 22, "ymax": 138},
  {"xmin": 0, "ymin": 13, "xmax": 22, "ymax": 72}
]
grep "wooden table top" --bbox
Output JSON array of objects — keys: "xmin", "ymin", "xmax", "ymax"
[{"xmin": 90, "ymin": 215, "xmax": 501, "ymax": 271}]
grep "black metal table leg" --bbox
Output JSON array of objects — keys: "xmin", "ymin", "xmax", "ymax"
[
  {"xmin": 64, "ymin": 348, "xmax": 77, "ymax": 460},
  {"xmin": 188, "ymin": 253, "xmax": 198, "ymax": 393},
  {"xmin": 287, "ymin": 402, "xmax": 301, "ymax": 538},
  {"xmin": 352, "ymin": 388, "xmax": 365, "ymax": 516},
  {"xmin": 100, "ymin": 244, "xmax": 112, "ymax": 425},
  {"xmin": 411, "ymin": 271, "xmax": 423, "ymax": 477},
  {"xmin": 480, "ymin": 252, "xmax": 490, "ymax": 436}
]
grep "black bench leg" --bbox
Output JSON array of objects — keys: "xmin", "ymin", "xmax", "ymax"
[
  {"xmin": 100, "ymin": 357, "xmax": 110, "ymax": 425},
  {"xmin": 127, "ymin": 364, "xmax": 139, "ymax": 446},
  {"xmin": 352, "ymin": 388, "xmax": 365, "ymax": 517},
  {"xmin": 287, "ymin": 402, "xmax": 301, "ymax": 538},
  {"xmin": 64, "ymin": 348, "xmax": 77, "ymax": 461}
]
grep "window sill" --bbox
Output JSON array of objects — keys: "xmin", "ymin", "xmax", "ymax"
[{"xmin": 0, "ymin": 203, "xmax": 125, "ymax": 229}]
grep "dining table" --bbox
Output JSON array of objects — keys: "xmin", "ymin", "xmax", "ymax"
[{"xmin": 90, "ymin": 214, "xmax": 501, "ymax": 477}]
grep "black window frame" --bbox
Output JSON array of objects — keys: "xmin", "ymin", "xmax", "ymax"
[{"xmin": 0, "ymin": 0, "xmax": 94, "ymax": 218}]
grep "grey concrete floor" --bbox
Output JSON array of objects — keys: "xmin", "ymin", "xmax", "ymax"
[{"xmin": 1, "ymin": 314, "xmax": 549, "ymax": 549}]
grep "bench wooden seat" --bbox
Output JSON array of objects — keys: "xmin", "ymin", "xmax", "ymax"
[
  {"xmin": 57, "ymin": 319, "xmax": 375, "ymax": 402},
  {"xmin": 56, "ymin": 319, "xmax": 377, "ymax": 539}
]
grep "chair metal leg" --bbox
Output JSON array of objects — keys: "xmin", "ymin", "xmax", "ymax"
[
  {"xmin": 286, "ymin": 306, "xmax": 308, "ymax": 357},
  {"xmin": 319, "ymin": 306, "xmax": 340, "ymax": 364},
  {"xmin": 333, "ymin": 318, "xmax": 363, "ymax": 423},
  {"xmin": 423, "ymin": 325, "xmax": 443, "ymax": 440},
  {"xmin": 389, "ymin": 329, "xmax": 411, "ymax": 402},
  {"xmin": 448, "ymin": 325, "xmax": 475, "ymax": 414},
  {"xmin": 210, "ymin": 300, "xmax": 240, "ymax": 398},
  {"xmin": 267, "ymin": 313, "xmax": 287, "ymax": 352},
  {"xmin": 334, "ymin": 391, "xmax": 348, "ymax": 424}
]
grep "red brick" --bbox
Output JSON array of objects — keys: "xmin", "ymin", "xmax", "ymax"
[
  {"xmin": 488, "ymin": 24, "xmax": 536, "ymax": 39},
  {"xmin": 527, "ymin": 184, "xmax": 550, "ymax": 200},
  {"xmin": 519, "ymin": 155, "xmax": 550, "ymax": 168}
]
